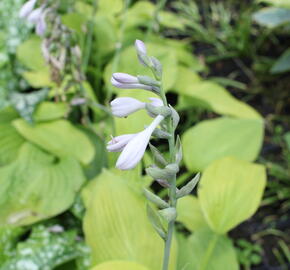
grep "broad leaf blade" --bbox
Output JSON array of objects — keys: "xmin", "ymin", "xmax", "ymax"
[{"xmin": 198, "ymin": 157, "xmax": 266, "ymax": 234}]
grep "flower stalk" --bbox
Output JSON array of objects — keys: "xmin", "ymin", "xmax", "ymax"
[{"xmin": 107, "ymin": 40, "xmax": 199, "ymax": 270}]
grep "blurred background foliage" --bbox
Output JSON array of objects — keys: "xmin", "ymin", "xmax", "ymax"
[{"xmin": 0, "ymin": 0, "xmax": 289, "ymax": 269}]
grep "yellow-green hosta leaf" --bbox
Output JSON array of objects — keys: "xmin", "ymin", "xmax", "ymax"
[
  {"xmin": 97, "ymin": 0, "xmax": 123, "ymax": 16},
  {"xmin": 22, "ymin": 70, "xmax": 52, "ymax": 88},
  {"xmin": 16, "ymin": 36, "xmax": 48, "ymax": 71},
  {"xmin": 12, "ymin": 119, "xmax": 94, "ymax": 165},
  {"xmin": 198, "ymin": 157, "xmax": 266, "ymax": 234},
  {"xmin": 174, "ymin": 80, "xmax": 261, "ymax": 119},
  {"xmin": 182, "ymin": 117, "xmax": 264, "ymax": 171},
  {"xmin": 176, "ymin": 196, "xmax": 207, "ymax": 232},
  {"xmin": 0, "ymin": 143, "xmax": 85, "ymax": 226},
  {"xmin": 0, "ymin": 108, "xmax": 24, "ymax": 166},
  {"xmin": 183, "ymin": 228, "xmax": 239, "ymax": 270},
  {"xmin": 91, "ymin": 261, "xmax": 150, "ymax": 270},
  {"xmin": 34, "ymin": 102, "xmax": 69, "ymax": 122},
  {"xmin": 82, "ymin": 170, "xmax": 177, "ymax": 270}
]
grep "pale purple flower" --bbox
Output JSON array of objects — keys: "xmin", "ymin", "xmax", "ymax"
[
  {"xmin": 116, "ymin": 114, "xmax": 165, "ymax": 170},
  {"xmin": 35, "ymin": 13, "xmax": 47, "ymax": 36},
  {"xmin": 110, "ymin": 97, "xmax": 145, "ymax": 118},
  {"xmin": 107, "ymin": 134, "xmax": 136, "ymax": 152},
  {"xmin": 27, "ymin": 7, "xmax": 43, "ymax": 23},
  {"xmin": 135, "ymin": 40, "xmax": 147, "ymax": 55},
  {"xmin": 19, "ymin": 0, "xmax": 37, "ymax": 18}
]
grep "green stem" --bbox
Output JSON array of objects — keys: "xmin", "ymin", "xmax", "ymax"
[{"xmin": 160, "ymin": 86, "xmax": 177, "ymax": 270}]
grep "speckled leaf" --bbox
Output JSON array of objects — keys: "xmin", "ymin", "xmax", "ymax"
[
  {"xmin": 13, "ymin": 119, "xmax": 94, "ymax": 165},
  {"xmin": 9, "ymin": 89, "xmax": 48, "ymax": 123},
  {"xmin": 0, "ymin": 143, "xmax": 86, "ymax": 226},
  {"xmin": 0, "ymin": 225, "xmax": 90, "ymax": 270},
  {"xmin": 82, "ymin": 170, "xmax": 177, "ymax": 270},
  {"xmin": 198, "ymin": 157, "xmax": 266, "ymax": 234}
]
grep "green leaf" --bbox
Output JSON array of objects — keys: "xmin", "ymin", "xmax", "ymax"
[
  {"xmin": 176, "ymin": 196, "xmax": 207, "ymax": 232},
  {"xmin": 13, "ymin": 119, "xmax": 94, "ymax": 165},
  {"xmin": 9, "ymin": 89, "xmax": 48, "ymax": 123},
  {"xmin": 258, "ymin": 0, "xmax": 290, "ymax": 8},
  {"xmin": 62, "ymin": 13, "xmax": 87, "ymax": 33},
  {"xmin": 0, "ymin": 143, "xmax": 86, "ymax": 226},
  {"xmin": 271, "ymin": 48, "xmax": 290, "ymax": 73},
  {"xmin": 34, "ymin": 102, "xmax": 69, "ymax": 122},
  {"xmin": 96, "ymin": 0, "xmax": 123, "ymax": 16},
  {"xmin": 198, "ymin": 157, "xmax": 266, "ymax": 234},
  {"xmin": 22, "ymin": 70, "xmax": 52, "ymax": 88},
  {"xmin": 174, "ymin": 80, "xmax": 261, "ymax": 119},
  {"xmin": 183, "ymin": 228, "xmax": 239, "ymax": 270},
  {"xmin": 91, "ymin": 261, "xmax": 150, "ymax": 270},
  {"xmin": 0, "ymin": 108, "xmax": 24, "ymax": 166},
  {"xmin": 253, "ymin": 7, "xmax": 290, "ymax": 28},
  {"xmin": 182, "ymin": 117, "xmax": 264, "ymax": 171},
  {"xmin": 0, "ymin": 225, "xmax": 90, "ymax": 270},
  {"xmin": 82, "ymin": 170, "xmax": 177, "ymax": 270},
  {"xmin": 16, "ymin": 36, "xmax": 48, "ymax": 71}
]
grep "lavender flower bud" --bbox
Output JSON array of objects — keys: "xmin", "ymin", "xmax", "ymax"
[
  {"xmin": 116, "ymin": 115, "xmax": 164, "ymax": 170},
  {"xmin": 107, "ymin": 134, "xmax": 136, "ymax": 152},
  {"xmin": 111, "ymin": 77, "xmax": 152, "ymax": 91},
  {"xmin": 135, "ymin": 39, "xmax": 147, "ymax": 55},
  {"xmin": 110, "ymin": 97, "xmax": 145, "ymax": 117},
  {"xmin": 19, "ymin": 0, "xmax": 37, "ymax": 18},
  {"xmin": 113, "ymin": 73, "xmax": 139, "ymax": 84}
]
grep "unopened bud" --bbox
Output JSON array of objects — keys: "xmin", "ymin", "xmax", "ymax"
[
  {"xmin": 145, "ymin": 104, "xmax": 171, "ymax": 118},
  {"xmin": 159, "ymin": 207, "xmax": 177, "ymax": 223},
  {"xmin": 150, "ymin": 56, "xmax": 163, "ymax": 80}
]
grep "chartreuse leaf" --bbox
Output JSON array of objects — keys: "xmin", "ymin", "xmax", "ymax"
[
  {"xmin": 182, "ymin": 117, "xmax": 264, "ymax": 171},
  {"xmin": 82, "ymin": 170, "xmax": 177, "ymax": 270},
  {"xmin": 12, "ymin": 119, "xmax": 94, "ymax": 165},
  {"xmin": 174, "ymin": 80, "xmax": 261, "ymax": 119},
  {"xmin": 104, "ymin": 43, "xmax": 178, "ymax": 91},
  {"xmin": 96, "ymin": 0, "xmax": 123, "ymax": 16},
  {"xmin": 176, "ymin": 196, "xmax": 208, "ymax": 232},
  {"xmin": 0, "ymin": 143, "xmax": 86, "ymax": 226},
  {"xmin": 183, "ymin": 228, "xmax": 239, "ymax": 270},
  {"xmin": 198, "ymin": 157, "xmax": 266, "ymax": 234},
  {"xmin": 16, "ymin": 36, "xmax": 47, "ymax": 71},
  {"xmin": 91, "ymin": 261, "xmax": 150, "ymax": 270},
  {"xmin": 0, "ymin": 225, "xmax": 90, "ymax": 270},
  {"xmin": 0, "ymin": 107, "xmax": 24, "ymax": 166},
  {"xmin": 34, "ymin": 102, "xmax": 69, "ymax": 122}
]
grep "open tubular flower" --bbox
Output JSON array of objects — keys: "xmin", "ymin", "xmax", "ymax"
[
  {"xmin": 111, "ymin": 73, "xmax": 152, "ymax": 91},
  {"xmin": 116, "ymin": 114, "xmax": 165, "ymax": 170},
  {"xmin": 107, "ymin": 134, "xmax": 136, "ymax": 152},
  {"xmin": 110, "ymin": 97, "xmax": 145, "ymax": 118}
]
